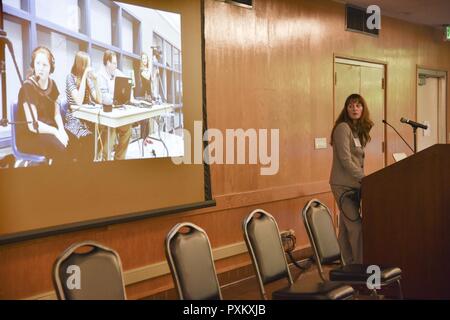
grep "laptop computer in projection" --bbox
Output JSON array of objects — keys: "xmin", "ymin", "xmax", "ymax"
[{"xmin": 113, "ymin": 76, "xmax": 133, "ymax": 106}]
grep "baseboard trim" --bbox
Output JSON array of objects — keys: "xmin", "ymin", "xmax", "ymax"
[{"xmin": 144, "ymin": 246, "xmax": 313, "ymax": 300}]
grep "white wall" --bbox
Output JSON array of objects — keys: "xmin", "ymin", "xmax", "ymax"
[
  {"xmin": 91, "ymin": 0, "xmax": 112, "ymax": 45},
  {"xmin": 35, "ymin": 0, "xmax": 80, "ymax": 32}
]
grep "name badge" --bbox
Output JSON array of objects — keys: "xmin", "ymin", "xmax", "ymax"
[{"xmin": 354, "ymin": 138, "xmax": 362, "ymax": 148}]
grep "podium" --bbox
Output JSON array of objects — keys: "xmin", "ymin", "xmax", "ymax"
[{"xmin": 362, "ymin": 144, "xmax": 450, "ymax": 299}]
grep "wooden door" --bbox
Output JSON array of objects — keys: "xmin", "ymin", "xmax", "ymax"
[
  {"xmin": 334, "ymin": 63, "xmax": 360, "ymax": 120},
  {"xmin": 417, "ymin": 76, "xmax": 439, "ymax": 151},
  {"xmin": 360, "ymin": 66, "xmax": 385, "ymax": 175}
]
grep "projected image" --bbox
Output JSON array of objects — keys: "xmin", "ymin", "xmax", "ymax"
[{"xmin": 0, "ymin": 0, "xmax": 184, "ymax": 168}]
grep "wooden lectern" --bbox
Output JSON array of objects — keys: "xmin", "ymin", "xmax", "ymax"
[{"xmin": 362, "ymin": 144, "xmax": 450, "ymax": 299}]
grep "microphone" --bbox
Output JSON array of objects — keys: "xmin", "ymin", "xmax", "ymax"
[
  {"xmin": 382, "ymin": 119, "xmax": 414, "ymax": 153},
  {"xmin": 400, "ymin": 117, "xmax": 428, "ymax": 130}
]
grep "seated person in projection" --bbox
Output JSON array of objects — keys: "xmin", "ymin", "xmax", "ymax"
[
  {"xmin": 65, "ymin": 51, "xmax": 102, "ymax": 162},
  {"xmin": 97, "ymin": 50, "xmax": 132, "ymax": 161},
  {"xmin": 17, "ymin": 46, "xmax": 71, "ymax": 164}
]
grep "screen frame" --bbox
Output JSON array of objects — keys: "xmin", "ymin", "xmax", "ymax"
[{"xmin": 0, "ymin": 0, "xmax": 215, "ymax": 245}]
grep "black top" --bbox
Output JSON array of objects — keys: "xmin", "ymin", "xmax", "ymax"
[
  {"xmin": 135, "ymin": 70, "xmax": 152, "ymax": 99},
  {"xmin": 17, "ymin": 78, "xmax": 60, "ymax": 137}
]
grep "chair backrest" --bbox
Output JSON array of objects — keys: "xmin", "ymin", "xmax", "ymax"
[
  {"xmin": 53, "ymin": 241, "xmax": 126, "ymax": 300},
  {"xmin": 243, "ymin": 209, "xmax": 293, "ymax": 299},
  {"xmin": 59, "ymin": 96, "xmax": 69, "ymax": 120},
  {"xmin": 302, "ymin": 199, "xmax": 342, "ymax": 279},
  {"xmin": 165, "ymin": 223, "xmax": 222, "ymax": 300},
  {"xmin": 10, "ymin": 101, "xmax": 46, "ymax": 162}
]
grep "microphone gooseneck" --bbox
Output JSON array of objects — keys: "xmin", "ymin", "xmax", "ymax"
[{"xmin": 382, "ymin": 119, "xmax": 414, "ymax": 153}]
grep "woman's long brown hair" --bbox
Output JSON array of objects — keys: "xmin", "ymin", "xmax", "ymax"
[
  {"xmin": 330, "ymin": 93, "xmax": 374, "ymax": 147},
  {"xmin": 70, "ymin": 51, "xmax": 90, "ymax": 87}
]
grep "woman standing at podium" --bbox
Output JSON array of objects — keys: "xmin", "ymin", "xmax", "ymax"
[{"xmin": 330, "ymin": 93, "xmax": 373, "ymax": 264}]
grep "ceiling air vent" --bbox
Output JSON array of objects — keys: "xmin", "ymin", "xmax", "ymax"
[{"xmin": 346, "ymin": 4, "xmax": 379, "ymax": 37}]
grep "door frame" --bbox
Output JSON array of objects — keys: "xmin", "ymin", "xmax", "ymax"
[
  {"xmin": 416, "ymin": 65, "xmax": 448, "ymax": 145},
  {"xmin": 333, "ymin": 54, "xmax": 388, "ymax": 167}
]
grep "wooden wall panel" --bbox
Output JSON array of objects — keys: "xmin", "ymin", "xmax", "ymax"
[{"xmin": 1, "ymin": 0, "xmax": 450, "ymax": 299}]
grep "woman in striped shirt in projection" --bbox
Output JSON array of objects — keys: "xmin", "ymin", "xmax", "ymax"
[{"xmin": 64, "ymin": 51, "xmax": 102, "ymax": 162}]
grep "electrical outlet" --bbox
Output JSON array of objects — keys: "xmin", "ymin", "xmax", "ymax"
[
  {"xmin": 280, "ymin": 229, "xmax": 295, "ymax": 237},
  {"xmin": 315, "ymin": 138, "xmax": 327, "ymax": 149},
  {"xmin": 280, "ymin": 229, "xmax": 296, "ymax": 253}
]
